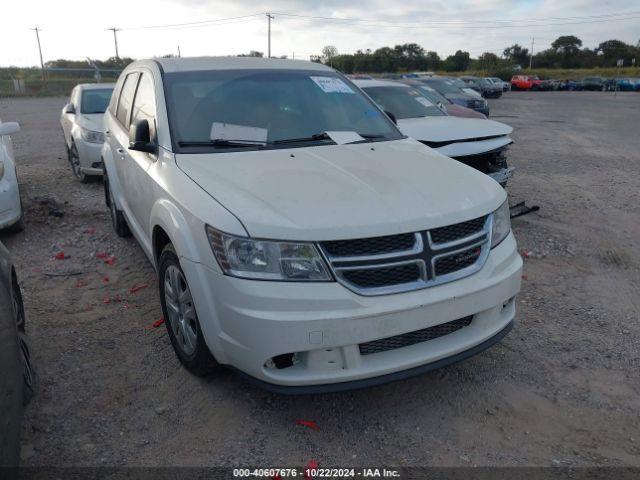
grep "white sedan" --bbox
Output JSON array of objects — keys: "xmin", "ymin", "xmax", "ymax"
[
  {"xmin": 355, "ymin": 79, "xmax": 515, "ymax": 186},
  {"xmin": 60, "ymin": 83, "xmax": 114, "ymax": 182},
  {"xmin": 0, "ymin": 121, "xmax": 23, "ymax": 232}
]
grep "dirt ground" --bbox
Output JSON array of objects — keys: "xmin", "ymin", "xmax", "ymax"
[{"xmin": 1, "ymin": 92, "xmax": 639, "ymax": 468}]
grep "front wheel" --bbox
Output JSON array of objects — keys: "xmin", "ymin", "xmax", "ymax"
[
  {"xmin": 68, "ymin": 142, "xmax": 89, "ymax": 183},
  {"xmin": 159, "ymin": 244, "xmax": 218, "ymax": 375}
]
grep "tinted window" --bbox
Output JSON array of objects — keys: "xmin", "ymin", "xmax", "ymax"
[
  {"xmin": 164, "ymin": 69, "xmax": 402, "ymax": 152},
  {"xmin": 363, "ymin": 86, "xmax": 445, "ymax": 119},
  {"xmin": 131, "ymin": 73, "xmax": 157, "ymax": 142},
  {"xmin": 81, "ymin": 88, "xmax": 114, "ymax": 114},
  {"xmin": 116, "ymin": 73, "xmax": 139, "ymax": 128}
]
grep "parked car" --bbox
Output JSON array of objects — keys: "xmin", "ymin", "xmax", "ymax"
[
  {"xmin": 460, "ymin": 76, "xmax": 502, "ymax": 98},
  {"xmin": 511, "ymin": 75, "xmax": 545, "ymax": 91},
  {"xmin": 580, "ymin": 77, "xmax": 609, "ymax": 91},
  {"xmin": 0, "ymin": 121, "xmax": 23, "ymax": 232},
  {"xmin": 0, "ymin": 241, "xmax": 35, "ymax": 473},
  {"xmin": 559, "ymin": 79, "xmax": 582, "ymax": 91},
  {"xmin": 419, "ymin": 78, "xmax": 490, "ymax": 116},
  {"xmin": 486, "ymin": 77, "xmax": 510, "ymax": 92},
  {"xmin": 102, "ymin": 57, "xmax": 522, "ymax": 393},
  {"xmin": 356, "ymin": 79, "xmax": 514, "ymax": 185},
  {"xmin": 60, "ymin": 83, "xmax": 115, "ymax": 182},
  {"xmin": 402, "ymin": 81, "xmax": 487, "ymax": 119},
  {"xmin": 614, "ymin": 78, "xmax": 636, "ymax": 91},
  {"xmin": 444, "ymin": 76, "xmax": 485, "ymax": 100}
]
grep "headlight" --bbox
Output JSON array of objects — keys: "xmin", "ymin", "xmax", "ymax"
[
  {"xmin": 0, "ymin": 160, "xmax": 4, "ymax": 180},
  {"xmin": 206, "ymin": 226, "xmax": 332, "ymax": 281},
  {"xmin": 80, "ymin": 127, "xmax": 104, "ymax": 144},
  {"xmin": 491, "ymin": 200, "xmax": 511, "ymax": 248}
]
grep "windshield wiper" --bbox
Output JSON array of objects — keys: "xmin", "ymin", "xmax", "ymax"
[
  {"xmin": 270, "ymin": 132, "xmax": 334, "ymax": 145},
  {"xmin": 179, "ymin": 139, "xmax": 266, "ymax": 148}
]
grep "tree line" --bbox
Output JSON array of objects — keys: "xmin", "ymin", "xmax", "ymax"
[{"xmin": 313, "ymin": 37, "xmax": 640, "ymax": 74}]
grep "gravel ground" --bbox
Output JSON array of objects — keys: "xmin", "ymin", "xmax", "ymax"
[{"xmin": 1, "ymin": 92, "xmax": 639, "ymax": 468}]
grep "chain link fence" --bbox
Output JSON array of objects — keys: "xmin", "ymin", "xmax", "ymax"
[{"xmin": 0, "ymin": 68, "xmax": 122, "ymax": 97}]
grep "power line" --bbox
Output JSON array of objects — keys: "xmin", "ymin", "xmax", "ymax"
[
  {"xmin": 271, "ymin": 11, "xmax": 640, "ymax": 29},
  {"xmin": 120, "ymin": 13, "xmax": 264, "ymax": 31}
]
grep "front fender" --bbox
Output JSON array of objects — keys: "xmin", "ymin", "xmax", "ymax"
[{"xmin": 149, "ymin": 199, "xmax": 210, "ymax": 269}]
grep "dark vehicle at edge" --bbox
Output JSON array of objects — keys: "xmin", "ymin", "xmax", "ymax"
[{"xmin": 0, "ymin": 241, "xmax": 35, "ymax": 475}]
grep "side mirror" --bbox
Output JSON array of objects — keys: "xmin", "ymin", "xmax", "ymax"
[
  {"xmin": 384, "ymin": 110, "xmax": 397, "ymax": 125},
  {"xmin": 0, "ymin": 122, "xmax": 20, "ymax": 136},
  {"xmin": 64, "ymin": 103, "xmax": 76, "ymax": 114},
  {"xmin": 128, "ymin": 119, "xmax": 156, "ymax": 153}
]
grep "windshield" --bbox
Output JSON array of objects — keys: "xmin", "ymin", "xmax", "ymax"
[
  {"xmin": 80, "ymin": 88, "xmax": 113, "ymax": 114},
  {"xmin": 164, "ymin": 69, "xmax": 402, "ymax": 152},
  {"xmin": 363, "ymin": 86, "xmax": 445, "ymax": 119},
  {"xmin": 416, "ymin": 86, "xmax": 450, "ymax": 106},
  {"xmin": 421, "ymin": 79, "xmax": 463, "ymax": 95}
]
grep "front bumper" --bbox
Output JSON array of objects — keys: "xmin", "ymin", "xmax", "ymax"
[
  {"xmin": 181, "ymin": 232, "xmax": 522, "ymax": 391},
  {"xmin": 74, "ymin": 138, "xmax": 104, "ymax": 176},
  {"xmin": 0, "ymin": 177, "xmax": 22, "ymax": 230}
]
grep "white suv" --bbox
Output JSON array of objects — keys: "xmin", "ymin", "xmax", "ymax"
[{"xmin": 102, "ymin": 57, "xmax": 522, "ymax": 393}]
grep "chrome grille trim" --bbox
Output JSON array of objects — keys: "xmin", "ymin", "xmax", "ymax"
[{"xmin": 319, "ymin": 215, "xmax": 493, "ymax": 296}]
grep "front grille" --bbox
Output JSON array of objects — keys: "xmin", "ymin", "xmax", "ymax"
[
  {"xmin": 430, "ymin": 217, "xmax": 486, "ymax": 244},
  {"xmin": 453, "ymin": 147, "xmax": 509, "ymax": 175},
  {"xmin": 435, "ymin": 247, "xmax": 482, "ymax": 276},
  {"xmin": 359, "ymin": 316, "xmax": 473, "ymax": 355},
  {"xmin": 341, "ymin": 263, "xmax": 420, "ymax": 289},
  {"xmin": 322, "ymin": 233, "xmax": 415, "ymax": 257},
  {"xmin": 319, "ymin": 216, "xmax": 490, "ymax": 296}
]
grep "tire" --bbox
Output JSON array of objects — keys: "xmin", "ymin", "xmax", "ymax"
[
  {"xmin": 68, "ymin": 142, "xmax": 89, "ymax": 183},
  {"xmin": 11, "ymin": 275, "xmax": 35, "ymax": 405},
  {"xmin": 104, "ymin": 170, "xmax": 131, "ymax": 237},
  {"xmin": 158, "ymin": 244, "xmax": 218, "ymax": 375}
]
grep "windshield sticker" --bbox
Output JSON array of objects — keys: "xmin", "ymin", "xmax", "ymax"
[
  {"xmin": 310, "ymin": 76, "xmax": 355, "ymax": 94},
  {"xmin": 415, "ymin": 97, "xmax": 434, "ymax": 108}
]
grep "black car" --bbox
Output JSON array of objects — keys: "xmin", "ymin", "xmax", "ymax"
[
  {"xmin": 581, "ymin": 77, "xmax": 610, "ymax": 91},
  {"xmin": 460, "ymin": 76, "xmax": 503, "ymax": 98},
  {"xmin": 418, "ymin": 78, "xmax": 490, "ymax": 116},
  {"xmin": 0, "ymin": 241, "xmax": 35, "ymax": 474}
]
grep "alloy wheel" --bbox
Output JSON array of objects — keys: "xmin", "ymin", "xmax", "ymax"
[{"xmin": 164, "ymin": 265, "xmax": 198, "ymax": 356}]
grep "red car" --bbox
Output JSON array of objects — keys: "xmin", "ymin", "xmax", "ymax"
[{"xmin": 511, "ymin": 75, "xmax": 544, "ymax": 91}]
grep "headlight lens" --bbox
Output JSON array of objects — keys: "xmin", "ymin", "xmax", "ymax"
[
  {"xmin": 0, "ymin": 160, "xmax": 4, "ymax": 180},
  {"xmin": 205, "ymin": 226, "xmax": 332, "ymax": 281},
  {"xmin": 491, "ymin": 200, "xmax": 511, "ymax": 248},
  {"xmin": 80, "ymin": 127, "xmax": 104, "ymax": 144}
]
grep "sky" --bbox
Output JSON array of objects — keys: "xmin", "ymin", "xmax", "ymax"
[{"xmin": 1, "ymin": 0, "xmax": 639, "ymax": 66}]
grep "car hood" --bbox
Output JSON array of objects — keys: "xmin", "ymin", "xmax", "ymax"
[
  {"xmin": 78, "ymin": 114, "xmax": 106, "ymax": 132},
  {"xmin": 176, "ymin": 139, "xmax": 505, "ymax": 241},
  {"xmin": 397, "ymin": 116, "xmax": 512, "ymax": 143},
  {"xmin": 445, "ymin": 104, "xmax": 486, "ymax": 119}
]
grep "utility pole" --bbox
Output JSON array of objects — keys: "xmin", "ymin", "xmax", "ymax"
[
  {"xmin": 108, "ymin": 27, "xmax": 120, "ymax": 58},
  {"xmin": 31, "ymin": 27, "xmax": 45, "ymax": 81},
  {"xmin": 529, "ymin": 37, "xmax": 534, "ymax": 69},
  {"xmin": 266, "ymin": 13, "xmax": 274, "ymax": 58},
  {"xmin": 177, "ymin": 45, "xmax": 181, "ymax": 58}
]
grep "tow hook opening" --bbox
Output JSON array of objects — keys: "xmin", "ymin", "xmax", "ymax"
[{"xmin": 266, "ymin": 352, "xmax": 300, "ymax": 370}]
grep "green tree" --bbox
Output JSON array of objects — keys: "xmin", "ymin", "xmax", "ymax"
[
  {"xmin": 443, "ymin": 50, "xmax": 470, "ymax": 71},
  {"xmin": 502, "ymin": 44, "xmax": 529, "ymax": 66},
  {"xmin": 551, "ymin": 35, "xmax": 582, "ymax": 67}
]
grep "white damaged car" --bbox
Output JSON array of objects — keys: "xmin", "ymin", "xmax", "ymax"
[
  {"xmin": 102, "ymin": 57, "xmax": 522, "ymax": 392},
  {"xmin": 356, "ymin": 79, "xmax": 514, "ymax": 186},
  {"xmin": 60, "ymin": 83, "xmax": 115, "ymax": 182},
  {"xmin": 0, "ymin": 121, "xmax": 23, "ymax": 232}
]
